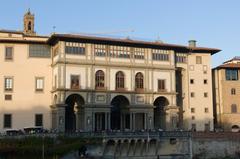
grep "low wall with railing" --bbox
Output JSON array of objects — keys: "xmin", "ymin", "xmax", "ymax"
[{"xmin": 1, "ymin": 131, "xmax": 240, "ymax": 158}]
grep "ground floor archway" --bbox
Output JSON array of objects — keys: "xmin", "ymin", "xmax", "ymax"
[
  {"xmin": 110, "ymin": 95, "xmax": 130, "ymax": 130},
  {"xmin": 153, "ymin": 96, "xmax": 169, "ymax": 130},
  {"xmin": 65, "ymin": 94, "xmax": 85, "ymax": 132}
]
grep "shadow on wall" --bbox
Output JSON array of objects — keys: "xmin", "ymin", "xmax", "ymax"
[
  {"xmin": 182, "ymin": 118, "xmax": 213, "ymax": 132},
  {"xmin": 0, "ymin": 105, "xmax": 51, "ymax": 131}
]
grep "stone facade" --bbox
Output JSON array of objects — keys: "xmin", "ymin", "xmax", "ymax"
[
  {"xmin": 0, "ymin": 11, "xmax": 220, "ymax": 133},
  {"xmin": 213, "ymin": 57, "xmax": 240, "ymax": 131}
]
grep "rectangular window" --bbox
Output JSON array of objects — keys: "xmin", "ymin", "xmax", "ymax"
[
  {"xmin": 71, "ymin": 75, "xmax": 80, "ymax": 89},
  {"xmin": 190, "ymin": 79, "xmax": 194, "ymax": 84},
  {"xmin": 196, "ymin": 56, "xmax": 202, "ymax": 64},
  {"xmin": 231, "ymin": 88, "xmax": 236, "ymax": 95},
  {"xmin": 29, "ymin": 45, "xmax": 51, "ymax": 58},
  {"xmin": 35, "ymin": 114, "xmax": 43, "ymax": 127},
  {"xmin": 4, "ymin": 77, "xmax": 13, "ymax": 91},
  {"xmin": 204, "ymin": 79, "xmax": 208, "ymax": 84},
  {"xmin": 158, "ymin": 80, "xmax": 166, "ymax": 91},
  {"xmin": 5, "ymin": 47, "xmax": 13, "ymax": 60},
  {"xmin": 226, "ymin": 69, "xmax": 238, "ymax": 81},
  {"xmin": 152, "ymin": 49, "xmax": 169, "ymax": 61},
  {"xmin": 109, "ymin": 46, "xmax": 130, "ymax": 58},
  {"xmin": 176, "ymin": 53, "xmax": 187, "ymax": 63},
  {"xmin": 134, "ymin": 48, "xmax": 145, "ymax": 59},
  {"xmin": 192, "ymin": 116, "xmax": 195, "ymax": 120},
  {"xmin": 36, "ymin": 77, "xmax": 44, "ymax": 92},
  {"xmin": 4, "ymin": 114, "xmax": 12, "ymax": 128},
  {"xmin": 191, "ymin": 108, "xmax": 195, "ymax": 113},
  {"xmin": 65, "ymin": 42, "xmax": 86, "ymax": 55},
  {"xmin": 95, "ymin": 44, "xmax": 106, "ymax": 57},
  {"xmin": 191, "ymin": 92, "xmax": 195, "ymax": 97},
  {"xmin": 231, "ymin": 104, "xmax": 237, "ymax": 113},
  {"xmin": 5, "ymin": 94, "xmax": 12, "ymax": 100},
  {"xmin": 205, "ymin": 108, "xmax": 209, "ymax": 113},
  {"xmin": 204, "ymin": 92, "xmax": 208, "ymax": 97}
]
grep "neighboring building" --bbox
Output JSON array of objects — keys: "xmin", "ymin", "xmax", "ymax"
[
  {"xmin": 213, "ymin": 57, "xmax": 240, "ymax": 131},
  {"xmin": 0, "ymin": 11, "xmax": 220, "ymax": 132},
  {"xmin": 0, "ymin": 10, "xmax": 52, "ymax": 131}
]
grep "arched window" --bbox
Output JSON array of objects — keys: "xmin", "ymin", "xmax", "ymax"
[
  {"xmin": 95, "ymin": 70, "xmax": 104, "ymax": 88},
  {"xmin": 116, "ymin": 71, "xmax": 124, "ymax": 89},
  {"xmin": 231, "ymin": 88, "xmax": 236, "ymax": 95},
  {"xmin": 135, "ymin": 72, "xmax": 144, "ymax": 89},
  {"xmin": 28, "ymin": 21, "xmax": 32, "ymax": 31}
]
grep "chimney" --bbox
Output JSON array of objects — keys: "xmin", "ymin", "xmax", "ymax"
[{"xmin": 188, "ymin": 40, "xmax": 197, "ymax": 47}]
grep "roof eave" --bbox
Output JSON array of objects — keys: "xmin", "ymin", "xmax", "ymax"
[{"xmin": 48, "ymin": 34, "xmax": 221, "ymax": 55}]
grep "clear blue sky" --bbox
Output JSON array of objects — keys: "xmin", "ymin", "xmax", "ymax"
[{"xmin": 0, "ymin": 0, "xmax": 239, "ymax": 67}]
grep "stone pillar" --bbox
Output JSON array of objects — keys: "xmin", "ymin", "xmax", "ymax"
[
  {"xmin": 148, "ymin": 112, "xmax": 154, "ymax": 130},
  {"xmin": 50, "ymin": 106, "xmax": 57, "ymax": 130},
  {"xmin": 144, "ymin": 113, "xmax": 147, "ymax": 130},
  {"xmin": 123, "ymin": 114, "xmax": 126, "ymax": 130},
  {"xmin": 75, "ymin": 110, "xmax": 80, "ymax": 130},
  {"xmin": 108, "ymin": 113, "xmax": 111, "ymax": 130},
  {"xmin": 56, "ymin": 104, "xmax": 67, "ymax": 132},
  {"xmin": 92, "ymin": 112, "xmax": 95, "ymax": 132},
  {"xmin": 165, "ymin": 111, "xmax": 170, "ymax": 130},
  {"xmin": 165, "ymin": 106, "xmax": 179, "ymax": 131},
  {"xmin": 104, "ymin": 113, "xmax": 107, "ymax": 130},
  {"xmin": 133, "ymin": 113, "xmax": 136, "ymax": 131},
  {"xmin": 130, "ymin": 113, "xmax": 133, "ymax": 130}
]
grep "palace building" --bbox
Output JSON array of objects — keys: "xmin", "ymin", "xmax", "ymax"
[
  {"xmin": 213, "ymin": 57, "xmax": 240, "ymax": 131},
  {"xmin": 0, "ymin": 11, "xmax": 220, "ymax": 132}
]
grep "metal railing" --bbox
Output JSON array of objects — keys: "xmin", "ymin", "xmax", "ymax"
[{"xmin": 0, "ymin": 130, "xmax": 192, "ymax": 139}]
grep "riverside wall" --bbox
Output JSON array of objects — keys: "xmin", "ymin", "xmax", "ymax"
[{"xmin": 192, "ymin": 132, "xmax": 240, "ymax": 159}]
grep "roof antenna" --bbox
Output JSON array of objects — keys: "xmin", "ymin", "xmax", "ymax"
[
  {"xmin": 155, "ymin": 35, "xmax": 163, "ymax": 43},
  {"xmin": 53, "ymin": 26, "xmax": 56, "ymax": 34}
]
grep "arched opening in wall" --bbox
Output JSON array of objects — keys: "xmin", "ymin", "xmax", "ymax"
[
  {"xmin": 111, "ymin": 95, "xmax": 130, "ymax": 130},
  {"xmin": 231, "ymin": 125, "xmax": 239, "ymax": 132},
  {"xmin": 65, "ymin": 94, "xmax": 84, "ymax": 132},
  {"xmin": 153, "ymin": 96, "xmax": 169, "ymax": 130}
]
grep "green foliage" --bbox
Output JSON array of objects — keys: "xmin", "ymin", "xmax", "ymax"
[{"xmin": 0, "ymin": 136, "xmax": 102, "ymax": 157}]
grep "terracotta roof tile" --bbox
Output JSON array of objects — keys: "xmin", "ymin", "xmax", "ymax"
[{"xmin": 216, "ymin": 63, "xmax": 240, "ymax": 69}]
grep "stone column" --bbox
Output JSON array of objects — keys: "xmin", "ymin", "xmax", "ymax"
[
  {"xmin": 123, "ymin": 114, "xmax": 126, "ymax": 130},
  {"xmin": 108, "ymin": 113, "xmax": 111, "ymax": 130},
  {"xmin": 105, "ymin": 113, "xmax": 108, "ymax": 130},
  {"xmin": 144, "ymin": 113, "xmax": 147, "ymax": 130},
  {"xmin": 165, "ymin": 111, "xmax": 170, "ymax": 130},
  {"xmin": 133, "ymin": 113, "xmax": 136, "ymax": 131},
  {"xmin": 75, "ymin": 110, "xmax": 80, "ymax": 130},
  {"xmin": 130, "ymin": 113, "xmax": 133, "ymax": 130},
  {"xmin": 92, "ymin": 112, "xmax": 95, "ymax": 132},
  {"xmin": 56, "ymin": 104, "xmax": 67, "ymax": 132},
  {"xmin": 50, "ymin": 106, "xmax": 57, "ymax": 130}
]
